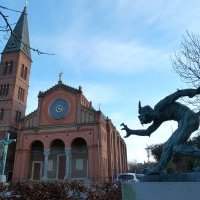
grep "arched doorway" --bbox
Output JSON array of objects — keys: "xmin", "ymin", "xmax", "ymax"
[
  {"xmin": 30, "ymin": 141, "xmax": 44, "ymax": 181},
  {"xmin": 71, "ymin": 138, "xmax": 88, "ymax": 178},
  {"xmin": 48, "ymin": 139, "xmax": 65, "ymax": 180}
]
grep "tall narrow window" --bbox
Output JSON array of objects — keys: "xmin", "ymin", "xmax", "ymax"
[
  {"xmin": 3, "ymin": 61, "xmax": 13, "ymax": 75},
  {"xmin": 5, "ymin": 84, "xmax": 9, "ymax": 96},
  {"xmin": 24, "ymin": 67, "xmax": 28, "ymax": 80},
  {"xmin": 2, "ymin": 85, "xmax": 6, "ymax": 96},
  {"xmin": 0, "ymin": 84, "xmax": 9, "ymax": 97},
  {"xmin": 18, "ymin": 87, "xmax": 25, "ymax": 101},
  {"xmin": 20, "ymin": 64, "xmax": 28, "ymax": 80},
  {"xmin": 0, "ymin": 85, "xmax": 3, "ymax": 96},
  {"xmin": 18, "ymin": 87, "xmax": 21, "ymax": 100},
  {"xmin": 8, "ymin": 61, "xmax": 13, "ymax": 74},
  {"xmin": 15, "ymin": 111, "xmax": 21, "ymax": 122},
  {"xmin": 3, "ymin": 62, "xmax": 8, "ymax": 75},
  {"xmin": 0, "ymin": 108, "xmax": 4, "ymax": 120},
  {"xmin": 21, "ymin": 88, "xmax": 24, "ymax": 101},
  {"xmin": 21, "ymin": 64, "xmax": 24, "ymax": 78}
]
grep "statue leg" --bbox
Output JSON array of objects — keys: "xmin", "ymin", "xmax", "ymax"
[
  {"xmin": 145, "ymin": 141, "xmax": 174, "ymax": 175},
  {"xmin": 146, "ymin": 126, "xmax": 192, "ymax": 174},
  {"xmin": 146, "ymin": 113, "xmax": 199, "ymax": 175}
]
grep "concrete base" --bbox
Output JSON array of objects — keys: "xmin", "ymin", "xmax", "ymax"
[
  {"xmin": 139, "ymin": 172, "xmax": 200, "ymax": 182},
  {"xmin": 122, "ymin": 182, "xmax": 200, "ymax": 200},
  {"xmin": 0, "ymin": 175, "xmax": 6, "ymax": 183}
]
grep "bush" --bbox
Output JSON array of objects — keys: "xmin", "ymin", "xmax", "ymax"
[{"xmin": 0, "ymin": 181, "xmax": 122, "ymax": 200}]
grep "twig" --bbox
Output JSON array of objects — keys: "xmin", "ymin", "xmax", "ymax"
[
  {"xmin": 0, "ymin": 5, "xmax": 22, "ymax": 13},
  {"xmin": 0, "ymin": 7, "xmax": 55, "ymax": 55}
]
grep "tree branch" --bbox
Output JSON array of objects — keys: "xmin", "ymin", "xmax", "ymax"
[
  {"xmin": 173, "ymin": 31, "xmax": 200, "ymax": 109},
  {"xmin": 0, "ymin": 5, "xmax": 55, "ymax": 56}
]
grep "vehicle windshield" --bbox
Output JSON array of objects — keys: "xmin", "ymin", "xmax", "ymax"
[{"xmin": 118, "ymin": 174, "xmax": 134, "ymax": 180}]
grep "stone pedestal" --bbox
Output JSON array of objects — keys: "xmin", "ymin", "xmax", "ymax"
[
  {"xmin": 0, "ymin": 175, "xmax": 6, "ymax": 183},
  {"xmin": 122, "ymin": 182, "xmax": 200, "ymax": 200},
  {"xmin": 122, "ymin": 173, "xmax": 200, "ymax": 200},
  {"xmin": 139, "ymin": 172, "xmax": 200, "ymax": 182}
]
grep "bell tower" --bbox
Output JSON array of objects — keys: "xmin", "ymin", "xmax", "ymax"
[{"xmin": 0, "ymin": 7, "xmax": 31, "ymax": 131}]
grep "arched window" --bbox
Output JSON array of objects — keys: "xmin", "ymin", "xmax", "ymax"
[
  {"xmin": 31, "ymin": 141, "xmax": 44, "ymax": 181},
  {"xmin": 71, "ymin": 138, "xmax": 88, "ymax": 178},
  {"xmin": 49, "ymin": 139, "xmax": 65, "ymax": 180},
  {"xmin": 3, "ymin": 61, "xmax": 13, "ymax": 75},
  {"xmin": 0, "ymin": 84, "xmax": 9, "ymax": 96},
  {"xmin": 18, "ymin": 87, "xmax": 25, "ymax": 101},
  {"xmin": 20, "ymin": 64, "xmax": 28, "ymax": 80}
]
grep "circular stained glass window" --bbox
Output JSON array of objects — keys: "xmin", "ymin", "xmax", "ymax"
[{"xmin": 49, "ymin": 99, "xmax": 69, "ymax": 120}]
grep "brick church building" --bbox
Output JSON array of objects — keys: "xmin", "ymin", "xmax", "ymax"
[{"xmin": 0, "ymin": 7, "xmax": 128, "ymax": 183}]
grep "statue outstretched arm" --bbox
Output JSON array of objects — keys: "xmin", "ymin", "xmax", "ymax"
[
  {"xmin": 121, "ymin": 122, "xmax": 161, "ymax": 138},
  {"xmin": 4, "ymin": 140, "xmax": 15, "ymax": 145},
  {"xmin": 155, "ymin": 87, "xmax": 200, "ymax": 110}
]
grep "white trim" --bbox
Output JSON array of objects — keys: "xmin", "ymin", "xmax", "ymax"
[{"xmin": 31, "ymin": 161, "xmax": 43, "ymax": 181}]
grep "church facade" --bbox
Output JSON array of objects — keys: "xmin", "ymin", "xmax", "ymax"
[{"xmin": 0, "ymin": 7, "xmax": 128, "ymax": 183}]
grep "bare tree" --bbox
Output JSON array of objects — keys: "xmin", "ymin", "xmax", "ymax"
[
  {"xmin": 173, "ymin": 31, "xmax": 200, "ymax": 107},
  {"xmin": 0, "ymin": 5, "xmax": 55, "ymax": 55},
  {"xmin": 173, "ymin": 31, "xmax": 200, "ymax": 86}
]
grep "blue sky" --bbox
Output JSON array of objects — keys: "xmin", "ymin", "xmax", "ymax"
[{"xmin": 1, "ymin": 0, "xmax": 200, "ymax": 163}]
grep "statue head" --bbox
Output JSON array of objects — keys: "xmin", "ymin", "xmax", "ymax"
[{"xmin": 138, "ymin": 101, "xmax": 154, "ymax": 124}]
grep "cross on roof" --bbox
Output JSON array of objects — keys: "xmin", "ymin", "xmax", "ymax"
[
  {"xmin": 25, "ymin": 0, "xmax": 28, "ymax": 7},
  {"xmin": 59, "ymin": 72, "xmax": 63, "ymax": 82}
]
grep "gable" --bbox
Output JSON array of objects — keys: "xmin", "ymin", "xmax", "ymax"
[{"xmin": 38, "ymin": 83, "xmax": 81, "ymax": 126}]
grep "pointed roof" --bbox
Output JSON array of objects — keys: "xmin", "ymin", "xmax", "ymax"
[{"xmin": 2, "ymin": 7, "xmax": 31, "ymax": 60}]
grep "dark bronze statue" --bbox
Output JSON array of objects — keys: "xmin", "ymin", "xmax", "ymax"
[{"xmin": 121, "ymin": 87, "xmax": 200, "ymax": 174}]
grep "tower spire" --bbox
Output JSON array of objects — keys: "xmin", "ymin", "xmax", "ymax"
[
  {"xmin": 2, "ymin": 7, "xmax": 31, "ymax": 60},
  {"xmin": 25, "ymin": 0, "xmax": 28, "ymax": 7}
]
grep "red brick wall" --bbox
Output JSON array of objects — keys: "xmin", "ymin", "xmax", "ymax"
[{"xmin": 0, "ymin": 51, "xmax": 31, "ymax": 127}]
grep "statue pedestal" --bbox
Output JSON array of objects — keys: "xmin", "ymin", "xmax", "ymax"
[
  {"xmin": 139, "ymin": 172, "xmax": 200, "ymax": 182},
  {"xmin": 0, "ymin": 175, "xmax": 6, "ymax": 183},
  {"xmin": 122, "ymin": 172, "xmax": 200, "ymax": 200},
  {"xmin": 122, "ymin": 182, "xmax": 200, "ymax": 200}
]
